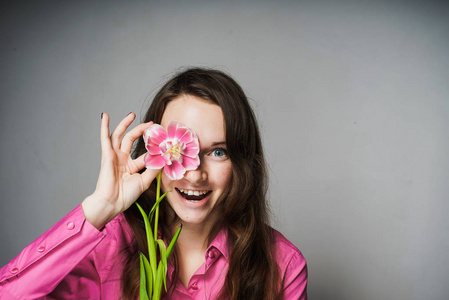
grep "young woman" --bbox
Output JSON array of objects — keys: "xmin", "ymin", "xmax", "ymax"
[{"xmin": 0, "ymin": 68, "xmax": 307, "ymax": 299}]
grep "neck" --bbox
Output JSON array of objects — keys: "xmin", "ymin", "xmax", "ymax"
[
  {"xmin": 172, "ymin": 221, "xmax": 214, "ymax": 253},
  {"xmin": 170, "ymin": 221, "xmax": 219, "ymax": 288},
  {"xmin": 168, "ymin": 208, "xmax": 221, "ymax": 252}
]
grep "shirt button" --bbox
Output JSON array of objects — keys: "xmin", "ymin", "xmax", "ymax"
[
  {"xmin": 208, "ymin": 250, "xmax": 217, "ymax": 259},
  {"xmin": 38, "ymin": 246, "xmax": 45, "ymax": 253},
  {"xmin": 67, "ymin": 222, "xmax": 75, "ymax": 230},
  {"xmin": 11, "ymin": 267, "xmax": 19, "ymax": 274},
  {"xmin": 191, "ymin": 282, "xmax": 198, "ymax": 290}
]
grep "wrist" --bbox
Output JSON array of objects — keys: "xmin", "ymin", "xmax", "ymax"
[{"xmin": 81, "ymin": 194, "xmax": 117, "ymax": 230}]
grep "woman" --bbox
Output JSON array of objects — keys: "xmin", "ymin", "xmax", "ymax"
[{"xmin": 0, "ymin": 68, "xmax": 307, "ymax": 299}]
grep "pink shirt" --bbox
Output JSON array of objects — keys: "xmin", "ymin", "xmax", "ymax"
[{"xmin": 0, "ymin": 205, "xmax": 307, "ymax": 299}]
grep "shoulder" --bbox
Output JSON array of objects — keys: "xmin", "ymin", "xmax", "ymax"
[
  {"xmin": 271, "ymin": 228, "xmax": 308, "ymax": 297},
  {"xmin": 271, "ymin": 228, "xmax": 305, "ymax": 259},
  {"xmin": 271, "ymin": 228, "xmax": 307, "ymax": 275}
]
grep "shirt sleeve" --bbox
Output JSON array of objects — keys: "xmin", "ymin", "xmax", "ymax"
[
  {"xmin": 0, "ymin": 205, "xmax": 106, "ymax": 299},
  {"xmin": 282, "ymin": 250, "xmax": 308, "ymax": 300}
]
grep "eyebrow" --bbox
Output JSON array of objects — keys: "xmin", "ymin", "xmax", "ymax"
[{"xmin": 211, "ymin": 141, "xmax": 227, "ymax": 147}]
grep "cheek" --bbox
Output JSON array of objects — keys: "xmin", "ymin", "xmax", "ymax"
[
  {"xmin": 160, "ymin": 173, "xmax": 172, "ymax": 192},
  {"xmin": 216, "ymin": 162, "xmax": 233, "ymax": 189}
]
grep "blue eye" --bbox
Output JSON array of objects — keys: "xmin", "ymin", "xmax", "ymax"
[{"xmin": 212, "ymin": 148, "xmax": 227, "ymax": 158}]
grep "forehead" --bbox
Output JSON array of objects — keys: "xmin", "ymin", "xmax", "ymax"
[{"xmin": 161, "ymin": 94, "xmax": 226, "ymax": 144}]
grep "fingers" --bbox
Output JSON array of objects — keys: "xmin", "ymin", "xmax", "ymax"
[
  {"xmin": 101, "ymin": 112, "xmax": 154, "ymax": 163},
  {"xmin": 100, "ymin": 113, "xmax": 112, "ymax": 158},
  {"xmin": 121, "ymin": 121, "xmax": 154, "ymax": 154},
  {"xmin": 132, "ymin": 152, "xmax": 149, "ymax": 172},
  {"xmin": 132, "ymin": 153, "xmax": 162, "ymax": 191},
  {"xmin": 111, "ymin": 112, "xmax": 136, "ymax": 150},
  {"xmin": 141, "ymin": 167, "xmax": 163, "ymax": 191}
]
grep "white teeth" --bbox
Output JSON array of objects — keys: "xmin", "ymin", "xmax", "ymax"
[{"xmin": 179, "ymin": 188, "xmax": 208, "ymax": 195}]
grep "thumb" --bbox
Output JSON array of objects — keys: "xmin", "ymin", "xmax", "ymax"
[{"xmin": 141, "ymin": 167, "xmax": 163, "ymax": 191}]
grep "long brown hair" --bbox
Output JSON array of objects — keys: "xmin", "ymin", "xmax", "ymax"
[{"xmin": 121, "ymin": 68, "xmax": 281, "ymax": 299}]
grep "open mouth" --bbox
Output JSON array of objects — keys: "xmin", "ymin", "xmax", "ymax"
[{"xmin": 176, "ymin": 188, "xmax": 212, "ymax": 201}]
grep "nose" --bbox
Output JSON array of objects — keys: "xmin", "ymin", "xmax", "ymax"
[{"xmin": 184, "ymin": 163, "xmax": 207, "ymax": 184}]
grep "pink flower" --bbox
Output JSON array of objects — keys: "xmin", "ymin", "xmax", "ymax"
[{"xmin": 143, "ymin": 121, "xmax": 200, "ymax": 180}]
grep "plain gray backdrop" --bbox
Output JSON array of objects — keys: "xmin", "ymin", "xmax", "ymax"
[{"xmin": 1, "ymin": 1, "xmax": 448, "ymax": 299}]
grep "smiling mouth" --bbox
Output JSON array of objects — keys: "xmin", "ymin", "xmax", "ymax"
[{"xmin": 176, "ymin": 188, "xmax": 212, "ymax": 201}]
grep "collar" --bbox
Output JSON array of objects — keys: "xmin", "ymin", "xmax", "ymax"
[
  {"xmin": 167, "ymin": 226, "xmax": 230, "ymax": 279},
  {"xmin": 207, "ymin": 226, "xmax": 230, "ymax": 262}
]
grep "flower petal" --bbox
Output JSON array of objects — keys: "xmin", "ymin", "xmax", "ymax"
[
  {"xmin": 164, "ymin": 160, "xmax": 186, "ymax": 180},
  {"xmin": 182, "ymin": 142, "xmax": 199, "ymax": 158},
  {"xmin": 167, "ymin": 121, "xmax": 193, "ymax": 144},
  {"xmin": 178, "ymin": 130, "xmax": 193, "ymax": 145},
  {"xmin": 144, "ymin": 124, "xmax": 168, "ymax": 145},
  {"xmin": 182, "ymin": 155, "xmax": 200, "ymax": 171},
  {"xmin": 146, "ymin": 143, "xmax": 163, "ymax": 155},
  {"xmin": 167, "ymin": 121, "xmax": 180, "ymax": 138},
  {"xmin": 144, "ymin": 153, "xmax": 166, "ymax": 169}
]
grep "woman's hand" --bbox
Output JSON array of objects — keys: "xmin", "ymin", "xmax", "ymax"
[{"xmin": 82, "ymin": 112, "xmax": 160, "ymax": 230}]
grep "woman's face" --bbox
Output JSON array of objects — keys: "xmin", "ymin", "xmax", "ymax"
[{"xmin": 160, "ymin": 94, "xmax": 232, "ymax": 229}]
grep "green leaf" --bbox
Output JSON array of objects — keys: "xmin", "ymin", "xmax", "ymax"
[
  {"xmin": 140, "ymin": 252, "xmax": 153, "ymax": 297},
  {"xmin": 156, "ymin": 239, "xmax": 168, "ymax": 291},
  {"xmin": 153, "ymin": 261, "xmax": 164, "ymax": 299},
  {"xmin": 139, "ymin": 253, "xmax": 149, "ymax": 300},
  {"xmin": 167, "ymin": 224, "xmax": 182, "ymax": 258},
  {"xmin": 162, "ymin": 259, "xmax": 168, "ymax": 292},
  {"xmin": 149, "ymin": 190, "xmax": 170, "ymax": 219},
  {"xmin": 136, "ymin": 202, "xmax": 157, "ymax": 287},
  {"xmin": 156, "ymin": 239, "xmax": 167, "ymax": 267}
]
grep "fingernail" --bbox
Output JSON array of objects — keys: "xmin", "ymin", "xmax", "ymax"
[
  {"xmin": 101, "ymin": 112, "xmax": 104, "ymax": 119},
  {"xmin": 128, "ymin": 112, "xmax": 133, "ymax": 116}
]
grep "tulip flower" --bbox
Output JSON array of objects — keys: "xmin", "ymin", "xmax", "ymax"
[
  {"xmin": 137, "ymin": 121, "xmax": 199, "ymax": 300},
  {"xmin": 143, "ymin": 121, "xmax": 200, "ymax": 180}
]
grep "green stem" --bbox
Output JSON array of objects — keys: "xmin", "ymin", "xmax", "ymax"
[
  {"xmin": 137, "ymin": 170, "xmax": 181, "ymax": 299},
  {"xmin": 154, "ymin": 172, "xmax": 161, "ymax": 241}
]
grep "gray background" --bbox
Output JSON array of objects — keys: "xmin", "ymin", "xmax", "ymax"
[{"xmin": 1, "ymin": 1, "xmax": 448, "ymax": 299}]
